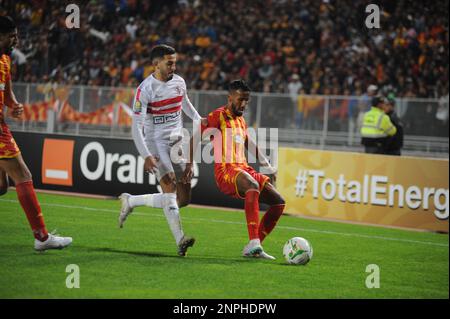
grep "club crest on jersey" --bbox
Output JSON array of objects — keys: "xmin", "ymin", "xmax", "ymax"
[
  {"xmin": 133, "ymin": 100, "xmax": 142, "ymax": 113},
  {"xmin": 175, "ymin": 86, "xmax": 182, "ymax": 96}
]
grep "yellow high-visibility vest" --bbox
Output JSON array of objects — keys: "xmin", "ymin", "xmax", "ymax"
[{"xmin": 360, "ymin": 107, "xmax": 397, "ymax": 138}]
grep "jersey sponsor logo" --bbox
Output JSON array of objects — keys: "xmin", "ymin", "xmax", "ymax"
[
  {"xmin": 153, "ymin": 115, "xmax": 165, "ymax": 125},
  {"xmin": 133, "ymin": 100, "xmax": 142, "ymax": 113},
  {"xmin": 153, "ymin": 111, "xmax": 181, "ymax": 125},
  {"xmin": 42, "ymin": 139, "xmax": 75, "ymax": 186},
  {"xmin": 165, "ymin": 111, "xmax": 180, "ymax": 123}
]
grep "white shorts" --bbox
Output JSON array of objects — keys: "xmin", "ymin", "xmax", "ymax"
[{"xmin": 147, "ymin": 138, "xmax": 187, "ymax": 182}]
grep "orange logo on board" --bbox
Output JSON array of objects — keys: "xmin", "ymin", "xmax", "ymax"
[{"xmin": 42, "ymin": 139, "xmax": 75, "ymax": 186}]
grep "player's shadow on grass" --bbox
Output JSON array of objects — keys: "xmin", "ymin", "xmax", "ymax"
[
  {"xmin": 93, "ymin": 247, "xmax": 173, "ymax": 258},
  {"xmin": 89, "ymin": 247, "xmax": 261, "ymax": 265}
]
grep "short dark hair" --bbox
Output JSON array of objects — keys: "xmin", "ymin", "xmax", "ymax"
[
  {"xmin": 228, "ymin": 79, "xmax": 251, "ymax": 93},
  {"xmin": 0, "ymin": 16, "xmax": 16, "ymax": 34},
  {"xmin": 372, "ymin": 95, "xmax": 387, "ymax": 107},
  {"xmin": 150, "ymin": 44, "xmax": 176, "ymax": 62}
]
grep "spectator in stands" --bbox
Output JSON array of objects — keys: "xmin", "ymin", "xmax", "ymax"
[
  {"xmin": 361, "ymin": 84, "xmax": 378, "ymax": 110},
  {"xmin": 1, "ymin": 0, "xmax": 448, "ymax": 99},
  {"xmin": 288, "ymin": 74, "xmax": 302, "ymax": 128}
]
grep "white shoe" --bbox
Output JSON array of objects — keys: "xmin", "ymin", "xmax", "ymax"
[
  {"xmin": 118, "ymin": 193, "xmax": 133, "ymax": 228},
  {"xmin": 257, "ymin": 251, "xmax": 276, "ymax": 260},
  {"xmin": 34, "ymin": 233, "xmax": 73, "ymax": 251},
  {"xmin": 242, "ymin": 239, "xmax": 263, "ymax": 257}
]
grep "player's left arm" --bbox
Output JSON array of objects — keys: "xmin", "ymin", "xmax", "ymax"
[
  {"xmin": 4, "ymin": 79, "xmax": 23, "ymax": 119},
  {"xmin": 181, "ymin": 81, "xmax": 207, "ymax": 126}
]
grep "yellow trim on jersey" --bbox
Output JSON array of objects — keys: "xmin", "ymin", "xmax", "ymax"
[
  {"xmin": 229, "ymin": 116, "xmax": 237, "ymax": 164},
  {"xmin": 0, "ymin": 58, "xmax": 5, "ymax": 82},
  {"xmin": 219, "ymin": 112, "xmax": 227, "ymax": 163},
  {"xmin": 233, "ymin": 170, "xmax": 245, "ymax": 199},
  {"xmin": 238, "ymin": 117, "xmax": 247, "ymax": 164},
  {"xmin": 0, "ymin": 151, "xmax": 21, "ymax": 159}
]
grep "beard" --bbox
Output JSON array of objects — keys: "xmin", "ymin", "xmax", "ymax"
[{"xmin": 232, "ymin": 104, "xmax": 244, "ymax": 117}]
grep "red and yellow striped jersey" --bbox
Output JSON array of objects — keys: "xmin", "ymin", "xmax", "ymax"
[
  {"xmin": 0, "ymin": 54, "xmax": 11, "ymax": 122},
  {"xmin": 204, "ymin": 106, "xmax": 248, "ymax": 167}
]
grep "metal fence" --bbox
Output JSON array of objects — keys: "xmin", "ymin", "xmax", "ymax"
[{"xmin": 5, "ymin": 82, "xmax": 449, "ymax": 158}]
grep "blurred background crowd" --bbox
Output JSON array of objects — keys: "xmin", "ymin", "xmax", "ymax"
[{"xmin": 0, "ymin": 0, "xmax": 448, "ymax": 100}]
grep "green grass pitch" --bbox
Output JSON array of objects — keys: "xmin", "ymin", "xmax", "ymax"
[{"xmin": 0, "ymin": 191, "xmax": 448, "ymax": 299}]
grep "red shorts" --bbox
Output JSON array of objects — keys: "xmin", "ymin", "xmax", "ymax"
[
  {"xmin": 215, "ymin": 164, "xmax": 270, "ymax": 199},
  {"xmin": 0, "ymin": 122, "xmax": 21, "ymax": 159}
]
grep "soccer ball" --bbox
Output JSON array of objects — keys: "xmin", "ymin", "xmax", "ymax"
[{"xmin": 283, "ymin": 237, "xmax": 313, "ymax": 265}]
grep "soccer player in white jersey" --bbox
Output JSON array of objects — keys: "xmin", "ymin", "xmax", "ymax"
[{"xmin": 118, "ymin": 45, "xmax": 205, "ymax": 256}]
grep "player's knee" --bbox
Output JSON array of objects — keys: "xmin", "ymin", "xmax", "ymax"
[
  {"xmin": 10, "ymin": 167, "xmax": 32, "ymax": 184},
  {"xmin": 276, "ymin": 195, "xmax": 286, "ymax": 206},
  {"xmin": 162, "ymin": 192, "xmax": 178, "ymax": 208}
]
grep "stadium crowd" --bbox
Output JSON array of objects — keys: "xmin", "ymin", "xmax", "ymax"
[{"xmin": 0, "ymin": 0, "xmax": 448, "ymax": 99}]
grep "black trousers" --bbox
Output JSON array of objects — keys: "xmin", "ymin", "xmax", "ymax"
[{"xmin": 364, "ymin": 146, "xmax": 384, "ymax": 154}]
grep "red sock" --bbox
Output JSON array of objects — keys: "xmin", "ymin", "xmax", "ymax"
[
  {"xmin": 259, "ymin": 204, "xmax": 285, "ymax": 243},
  {"xmin": 244, "ymin": 190, "xmax": 260, "ymax": 240},
  {"xmin": 15, "ymin": 181, "xmax": 48, "ymax": 242}
]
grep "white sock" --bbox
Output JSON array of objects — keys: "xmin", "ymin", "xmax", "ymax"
[
  {"xmin": 128, "ymin": 193, "xmax": 164, "ymax": 209},
  {"xmin": 162, "ymin": 193, "xmax": 184, "ymax": 245}
]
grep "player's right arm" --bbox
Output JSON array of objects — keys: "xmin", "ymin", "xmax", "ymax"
[{"xmin": 131, "ymin": 85, "xmax": 157, "ymax": 173}]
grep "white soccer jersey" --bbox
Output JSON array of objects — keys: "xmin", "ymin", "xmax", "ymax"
[{"xmin": 131, "ymin": 73, "xmax": 201, "ymax": 159}]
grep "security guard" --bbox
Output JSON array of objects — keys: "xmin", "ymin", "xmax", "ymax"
[{"xmin": 360, "ymin": 95, "xmax": 397, "ymax": 154}]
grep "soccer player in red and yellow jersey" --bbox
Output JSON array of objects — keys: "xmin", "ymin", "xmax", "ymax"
[
  {"xmin": 184, "ymin": 80, "xmax": 285, "ymax": 259},
  {"xmin": 0, "ymin": 16, "xmax": 72, "ymax": 251}
]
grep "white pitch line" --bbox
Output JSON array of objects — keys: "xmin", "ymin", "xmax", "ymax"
[{"xmin": 0, "ymin": 198, "xmax": 448, "ymax": 248}]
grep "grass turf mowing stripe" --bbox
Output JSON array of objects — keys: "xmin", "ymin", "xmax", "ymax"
[{"xmin": 0, "ymin": 198, "xmax": 447, "ymax": 248}]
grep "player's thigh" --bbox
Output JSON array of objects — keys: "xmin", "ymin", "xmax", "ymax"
[
  {"xmin": 0, "ymin": 155, "xmax": 32, "ymax": 184},
  {"xmin": 236, "ymin": 170, "xmax": 260, "ymax": 197},
  {"xmin": 176, "ymin": 182, "xmax": 191, "ymax": 208},
  {"xmin": 260, "ymin": 182, "xmax": 285, "ymax": 206}
]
